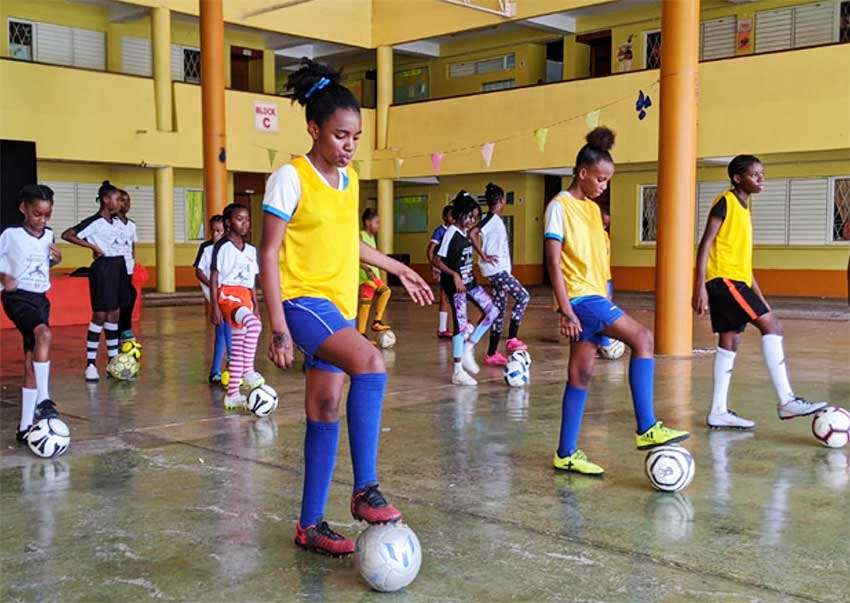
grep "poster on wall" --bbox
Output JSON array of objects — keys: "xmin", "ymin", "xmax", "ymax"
[
  {"xmin": 617, "ymin": 37, "xmax": 634, "ymax": 72},
  {"xmin": 186, "ymin": 190, "xmax": 205, "ymax": 240},
  {"xmin": 393, "ymin": 195, "xmax": 429, "ymax": 233},
  {"xmin": 737, "ymin": 18, "xmax": 753, "ymax": 52}
]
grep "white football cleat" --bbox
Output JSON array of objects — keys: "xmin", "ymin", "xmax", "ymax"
[
  {"xmin": 223, "ymin": 393, "xmax": 247, "ymax": 410},
  {"xmin": 242, "ymin": 371, "xmax": 265, "ymax": 392},
  {"xmin": 777, "ymin": 396, "xmax": 828, "ymax": 420},
  {"xmin": 707, "ymin": 410, "xmax": 755, "ymax": 430},
  {"xmin": 84, "ymin": 364, "xmax": 100, "ymax": 382},
  {"xmin": 451, "ymin": 369, "xmax": 478, "ymax": 386}
]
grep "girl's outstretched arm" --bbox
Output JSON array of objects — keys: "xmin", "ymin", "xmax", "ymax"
[{"xmin": 259, "ymin": 213, "xmax": 294, "ymax": 368}]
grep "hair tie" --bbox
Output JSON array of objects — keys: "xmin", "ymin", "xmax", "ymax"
[{"xmin": 305, "ymin": 77, "xmax": 330, "ymax": 99}]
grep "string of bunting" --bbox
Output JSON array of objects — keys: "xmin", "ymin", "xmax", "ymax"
[{"xmin": 388, "ymin": 79, "xmax": 660, "ymax": 175}]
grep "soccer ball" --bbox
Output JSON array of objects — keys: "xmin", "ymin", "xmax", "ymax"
[
  {"xmin": 247, "ymin": 385, "xmax": 278, "ymax": 418},
  {"xmin": 377, "ymin": 330, "xmax": 397, "ymax": 349},
  {"xmin": 27, "ymin": 418, "xmax": 70, "ymax": 459},
  {"xmin": 120, "ymin": 339, "xmax": 142, "ymax": 360},
  {"xmin": 599, "ymin": 339, "xmax": 625, "ymax": 359},
  {"xmin": 503, "ymin": 359, "xmax": 530, "ymax": 388},
  {"xmin": 107, "ymin": 352, "xmax": 139, "ymax": 380},
  {"xmin": 355, "ymin": 523, "xmax": 422, "ymax": 592},
  {"xmin": 645, "ymin": 445, "xmax": 695, "ymax": 492},
  {"xmin": 812, "ymin": 407, "xmax": 850, "ymax": 448},
  {"xmin": 510, "ymin": 349, "xmax": 531, "ymax": 367}
]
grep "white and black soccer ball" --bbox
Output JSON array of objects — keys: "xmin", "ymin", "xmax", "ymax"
[
  {"xmin": 355, "ymin": 523, "xmax": 422, "ymax": 592},
  {"xmin": 812, "ymin": 407, "xmax": 850, "ymax": 448},
  {"xmin": 645, "ymin": 445, "xmax": 695, "ymax": 492},
  {"xmin": 599, "ymin": 339, "xmax": 625, "ymax": 360},
  {"xmin": 27, "ymin": 418, "xmax": 70, "ymax": 459},
  {"xmin": 503, "ymin": 359, "xmax": 530, "ymax": 388},
  {"xmin": 377, "ymin": 330, "xmax": 397, "ymax": 349},
  {"xmin": 509, "ymin": 349, "xmax": 531, "ymax": 368},
  {"xmin": 247, "ymin": 385, "xmax": 278, "ymax": 418}
]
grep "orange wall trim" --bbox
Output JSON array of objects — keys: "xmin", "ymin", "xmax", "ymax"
[{"xmin": 611, "ymin": 267, "xmax": 848, "ymax": 298}]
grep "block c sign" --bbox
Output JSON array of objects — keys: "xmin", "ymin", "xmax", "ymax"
[{"xmin": 254, "ymin": 101, "xmax": 279, "ymax": 133}]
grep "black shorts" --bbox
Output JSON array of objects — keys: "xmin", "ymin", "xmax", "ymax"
[
  {"xmin": 1, "ymin": 290, "xmax": 50, "ymax": 352},
  {"xmin": 120, "ymin": 270, "xmax": 136, "ymax": 309},
  {"xmin": 706, "ymin": 278, "xmax": 769, "ymax": 333},
  {"xmin": 89, "ymin": 256, "xmax": 129, "ymax": 312}
]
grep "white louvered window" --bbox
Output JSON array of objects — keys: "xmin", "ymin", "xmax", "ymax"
[
  {"xmin": 696, "ymin": 181, "xmax": 729, "ymax": 238},
  {"xmin": 482, "ymin": 79, "xmax": 515, "ymax": 91},
  {"xmin": 700, "ymin": 17, "xmax": 737, "ymax": 60},
  {"xmin": 788, "ymin": 178, "xmax": 830, "ymax": 244},
  {"xmin": 22, "ymin": 20, "xmax": 105, "ymax": 69},
  {"xmin": 173, "ymin": 187, "xmax": 186, "ymax": 244},
  {"xmin": 121, "ymin": 36, "xmax": 152, "ymax": 76},
  {"xmin": 123, "ymin": 185, "xmax": 155, "ymax": 243},
  {"xmin": 41, "ymin": 181, "xmax": 78, "ymax": 235},
  {"xmin": 751, "ymin": 179, "xmax": 789, "ymax": 244},
  {"xmin": 756, "ymin": 2, "xmax": 839, "ymax": 53},
  {"xmin": 448, "ymin": 53, "xmax": 515, "ymax": 78}
]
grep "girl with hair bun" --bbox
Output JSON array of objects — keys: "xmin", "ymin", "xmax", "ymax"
[
  {"xmin": 259, "ymin": 59, "xmax": 433, "ymax": 557},
  {"xmin": 544, "ymin": 127, "xmax": 688, "ymax": 476},
  {"xmin": 62, "ymin": 180, "xmax": 126, "ymax": 382}
]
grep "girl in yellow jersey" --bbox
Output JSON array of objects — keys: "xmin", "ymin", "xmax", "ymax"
[
  {"xmin": 259, "ymin": 60, "xmax": 433, "ymax": 558},
  {"xmin": 693, "ymin": 155, "xmax": 827, "ymax": 429},
  {"xmin": 544, "ymin": 128, "xmax": 688, "ymax": 476}
]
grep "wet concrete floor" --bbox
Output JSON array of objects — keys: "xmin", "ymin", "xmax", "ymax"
[{"xmin": 1, "ymin": 298, "xmax": 848, "ymax": 602}]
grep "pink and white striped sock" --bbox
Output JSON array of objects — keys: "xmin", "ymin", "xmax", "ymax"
[
  {"xmin": 240, "ymin": 313, "xmax": 262, "ymax": 375},
  {"xmin": 227, "ymin": 327, "xmax": 247, "ymax": 397}
]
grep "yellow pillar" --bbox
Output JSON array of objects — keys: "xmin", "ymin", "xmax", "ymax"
[
  {"xmin": 377, "ymin": 179, "xmax": 393, "ymax": 254},
  {"xmin": 376, "ymin": 45, "xmax": 393, "ymax": 150},
  {"xmin": 151, "ymin": 7, "xmax": 172, "ymax": 131},
  {"xmin": 200, "ymin": 0, "xmax": 227, "ymax": 222},
  {"xmin": 654, "ymin": 0, "xmax": 700, "ymax": 356},
  {"xmin": 154, "ymin": 166, "xmax": 175, "ymax": 293}
]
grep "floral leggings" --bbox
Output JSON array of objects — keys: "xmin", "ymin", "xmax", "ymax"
[
  {"xmin": 451, "ymin": 286, "xmax": 498, "ymax": 337},
  {"xmin": 487, "ymin": 271, "xmax": 530, "ymax": 334}
]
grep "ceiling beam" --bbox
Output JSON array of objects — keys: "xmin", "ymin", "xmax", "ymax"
[
  {"xmin": 393, "ymin": 40, "xmax": 441, "ymax": 58},
  {"xmin": 522, "ymin": 13, "xmax": 577, "ymax": 34}
]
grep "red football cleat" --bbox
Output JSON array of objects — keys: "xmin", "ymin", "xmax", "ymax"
[
  {"xmin": 294, "ymin": 521, "xmax": 355, "ymax": 557},
  {"xmin": 351, "ymin": 484, "xmax": 402, "ymax": 524}
]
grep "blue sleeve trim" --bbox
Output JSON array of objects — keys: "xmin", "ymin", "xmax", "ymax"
[
  {"xmin": 544, "ymin": 233, "xmax": 564, "ymax": 242},
  {"xmin": 262, "ymin": 204, "xmax": 291, "ymax": 222}
]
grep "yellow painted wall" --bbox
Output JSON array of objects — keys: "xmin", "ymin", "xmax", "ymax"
[
  {"xmin": 0, "ymin": 61, "xmax": 375, "ymax": 173},
  {"xmin": 378, "ymin": 44, "xmax": 849, "ymax": 178}
]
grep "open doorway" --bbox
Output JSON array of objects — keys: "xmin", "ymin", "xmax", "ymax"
[
  {"xmin": 545, "ymin": 39, "xmax": 564, "ymax": 82},
  {"xmin": 231, "ymin": 46, "xmax": 264, "ymax": 92},
  {"xmin": 542, "ymin": 175, "xmax": 563, "ymax": 286},
  {"xmin": 576, "ymin": 30, "xmax": 612, "ymax": 78},
  {"xmin": 233, "ymin": 172, "xmax": 267, "ymax": 244}
]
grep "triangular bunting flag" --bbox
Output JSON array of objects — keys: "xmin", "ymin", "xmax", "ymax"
[
  {"xmin": 480, "ymin": 142, "xmax": 495, "ymax": 168},
  {"xmin": 394, "ymin": 157, "xmax": 404, "ymax": 179},
  {"xmin": 267, "ymin": 148, "xmax": 278, "ymax": 168},
  {"xmin": 534, "ymin": 128, "xmax": 549, "ymax": 153},
  {"xmin": 585, "ymin": 110, "xmax": 601, "ymax": 129},
  {"xmin": 431, "ymin": 152, "xmax": 444, "ymax": 176}
]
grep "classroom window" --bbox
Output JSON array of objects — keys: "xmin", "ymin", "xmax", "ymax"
[
  {"xmin": 645, "ymin": 30, "xmax": 662, "ymax": 69},
  {"xmin": 700, "ymin": 17, "xmax": 737, "ymax": 60},
  {"xmin": 832, "ymin": 177, "xmax": 850, "ymax": 241},
  {"xmin": 8, "ymin": 19, "xmax": 33, "ymax": 61},
  {"xmin": 639, "ymin": 185, "xmax": 657, "ymax": 242},
  {"xmin": 183, "ymin": 48, "xmax": 201, "ymax": 83},
  {"xmin": 448, "ymin": 53, "xmax": 515, "ymax": 78},
  {"xmin": 482, "ymin": 79, "xmax": 515, "ymax": 92},
  {"xmin": 394, "ymin": 66, "xmax": 429, "ymax": 103},
  {"xmin": 755, "ymin": 2, "xmax": 839, "ymax": 54}
]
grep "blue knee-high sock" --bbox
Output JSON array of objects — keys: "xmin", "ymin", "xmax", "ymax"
[
  {"xmin": 300, "ymin": 419, "xmax": 340, "ymax": 527},
  {"xmin": 223, "ymin": 320, "xmax": 233, "ymax": 357},
  {"xmin": 629, "ymin": 358, "xmax": 657, "ymax": 433},
  {"xmin": 212, "ymin": 322, "xmax": 227, "ymax": 373},
  {"xmin": 557, "ymin": 384, "xmax": 587, "ymax": 458},
  {"xmin": 452, "ymin": 334, "xmax": 464, "ymax": 358},
  {"xmin": 347, "ymin": 373, "xmax": 388, "ymax": 493}
]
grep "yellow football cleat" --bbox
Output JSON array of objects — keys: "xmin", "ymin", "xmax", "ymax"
[
  {"xmin": 635, "ymin": 421, "xmax": 690, "ymax": 450},
  {"xmin": 553, "ymin": 449, "xmax": 604, "ymax": 476}
]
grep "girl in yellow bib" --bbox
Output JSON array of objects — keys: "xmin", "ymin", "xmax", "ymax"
[
  {"xmin": 693, "ymin": 155, "xmax": 827, "ymax": 429},
  {"xmin": 260, "ymin": 60, "xmax": 433, "ymax": 558},
  {"xmin": 544, "ymin": 128, "xmax": 688, "ymax": 476}
]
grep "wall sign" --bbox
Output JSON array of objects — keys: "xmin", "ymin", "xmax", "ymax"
[{"xmin": 254, "ymin": 101, "xmax": 279, "ymax": 133}]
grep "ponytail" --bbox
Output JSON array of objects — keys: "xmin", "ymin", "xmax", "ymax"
[{"xmin": 287, "ymin": 58, "xmax": 360, "ymax": 126}]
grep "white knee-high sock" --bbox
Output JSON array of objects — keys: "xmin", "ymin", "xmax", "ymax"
[
  {"xmin": 711, "ymin": 347, "xmax": 736, "ymax": 415},
  {"xmin": 20, "ymin": 388, "xmax": 37, "ymax": 431},
  {"xmin": 762, "ymin": 334, "xmax": 793, "ymax": 404},
  {"xmin": 438, "ymin": 311, "xmax": 448, "ymax": 332},
  {"xmin": 33, "ymin": 361, "xmax": 50, "ymax": 402}
]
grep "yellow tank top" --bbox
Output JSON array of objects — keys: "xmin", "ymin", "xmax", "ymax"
[
  {"xmin": 553, "ymin": 192, "xmax": 610, "ymax": 300},
  {"xmin": 706, "ymin": 190, "xmax": 753, "ymax": 286},
  {"xmin": 279, "ymin": 157, "xmax": 360, "ymax": 319}
]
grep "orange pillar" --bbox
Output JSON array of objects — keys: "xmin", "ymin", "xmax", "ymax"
[
  {"xmin": 654, "ymin": 0, "xmax": 700, "ymax": 356},
  {"xmin": 200, "ymin": 0, "xmax": 227, "ymax": 222}
]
